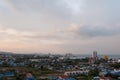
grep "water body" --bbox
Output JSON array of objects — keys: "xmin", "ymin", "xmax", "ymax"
[{"xmin": 73, "ymin": 54, "xmax": 120, "ymax": 59}]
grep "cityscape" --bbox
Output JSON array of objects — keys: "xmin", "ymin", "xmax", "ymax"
[
  {"xmin": 0, "ymin": 51, "xmax": 120, "ymax": 80},
  {"xmin": 0, "ymin": 0, "xmax": 120, "ymax": 80}
]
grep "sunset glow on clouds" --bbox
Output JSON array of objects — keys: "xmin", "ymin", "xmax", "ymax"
[{"xmin": 0, "ymin": 0, "xmax": 120, "ymax": 54}]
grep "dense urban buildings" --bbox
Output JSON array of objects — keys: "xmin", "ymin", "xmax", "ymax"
[{"xmin": 0, "ymin": 51, "xmax": 120, "ymax": 80}]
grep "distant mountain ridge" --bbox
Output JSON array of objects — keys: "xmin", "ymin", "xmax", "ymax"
[{"xmin": 0, "ymin": 51, "xmax": 14, "ymax": 55}]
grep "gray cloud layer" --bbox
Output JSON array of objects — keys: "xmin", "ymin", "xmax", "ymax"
[{"xmin": 74, "ymin": 25, "xmax": 120, "ymax": 38}]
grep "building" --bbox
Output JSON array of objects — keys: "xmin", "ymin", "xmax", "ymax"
[
  {"xmin": 118, "ymin": 58, "xmax": 120, "ymax": 63},
  {"xmin": 64, "ymin": 70, "xmax": 89, "ymax": 76},
  {"xmin": 104, "ymin": 55, "xmax": 108, "ymax": 61},
  {"xmin": 92, "ymin": 51, "xmax": 98, "ymax": 58},
  {"xmin": 89, "ymin": 51, "xmax": 98, "ymax": 64}
]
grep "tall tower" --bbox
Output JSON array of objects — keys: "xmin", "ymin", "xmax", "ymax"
[
  {"xmin": 93, "ymin": 51, "xmax": 98, "ymax": 63},
  {"xmin": 92, "ymin": 51, "xmax": 98, "ymax": 58}
]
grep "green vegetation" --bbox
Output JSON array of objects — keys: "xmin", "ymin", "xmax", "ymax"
[{"xmin": 109, "ymin": 63, "xmax": 120, "ymax": 69}]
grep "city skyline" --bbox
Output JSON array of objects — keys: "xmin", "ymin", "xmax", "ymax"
[{"xmin": 0, "ymin": 0, "xmax": 120, "ymax": 54}]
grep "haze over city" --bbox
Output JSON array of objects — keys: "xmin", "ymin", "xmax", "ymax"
[{"xmin": 0, "ymin": 0, "xmax": 120, "ymax": 54}]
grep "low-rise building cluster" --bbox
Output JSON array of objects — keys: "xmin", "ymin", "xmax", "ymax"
[{"xmin": 0, "ymin": 51, "xmax": 120, "ymax": 80}]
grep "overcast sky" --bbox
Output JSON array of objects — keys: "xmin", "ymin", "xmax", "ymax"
[{"xmin": 0, "ymin": 0, "xmax": 120, "ymax": 54}]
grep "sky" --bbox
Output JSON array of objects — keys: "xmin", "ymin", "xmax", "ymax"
[{"xmin": 0, "ymin": 0, "xmax": 120, "ymax": 54}]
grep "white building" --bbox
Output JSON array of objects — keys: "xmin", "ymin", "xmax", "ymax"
[
  {"xmin": 64, "ymin": 70, "xmax": 89, "ymax": 76},
  {"xmin": 118, "ymin": 59, "xmax": 120, "ymax": 63}
]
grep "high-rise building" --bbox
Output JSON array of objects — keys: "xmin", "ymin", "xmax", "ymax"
[
  {"xmin": 89, "ymin": 51, "xmax": 99, "ymax": 64},
  {"xmin": 93, "ymin": 51, "xmax": 98, "ymax": 61},
  {"xmin": 92, "ymin": 51, "xmax": 98, "ymax": 58}
]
